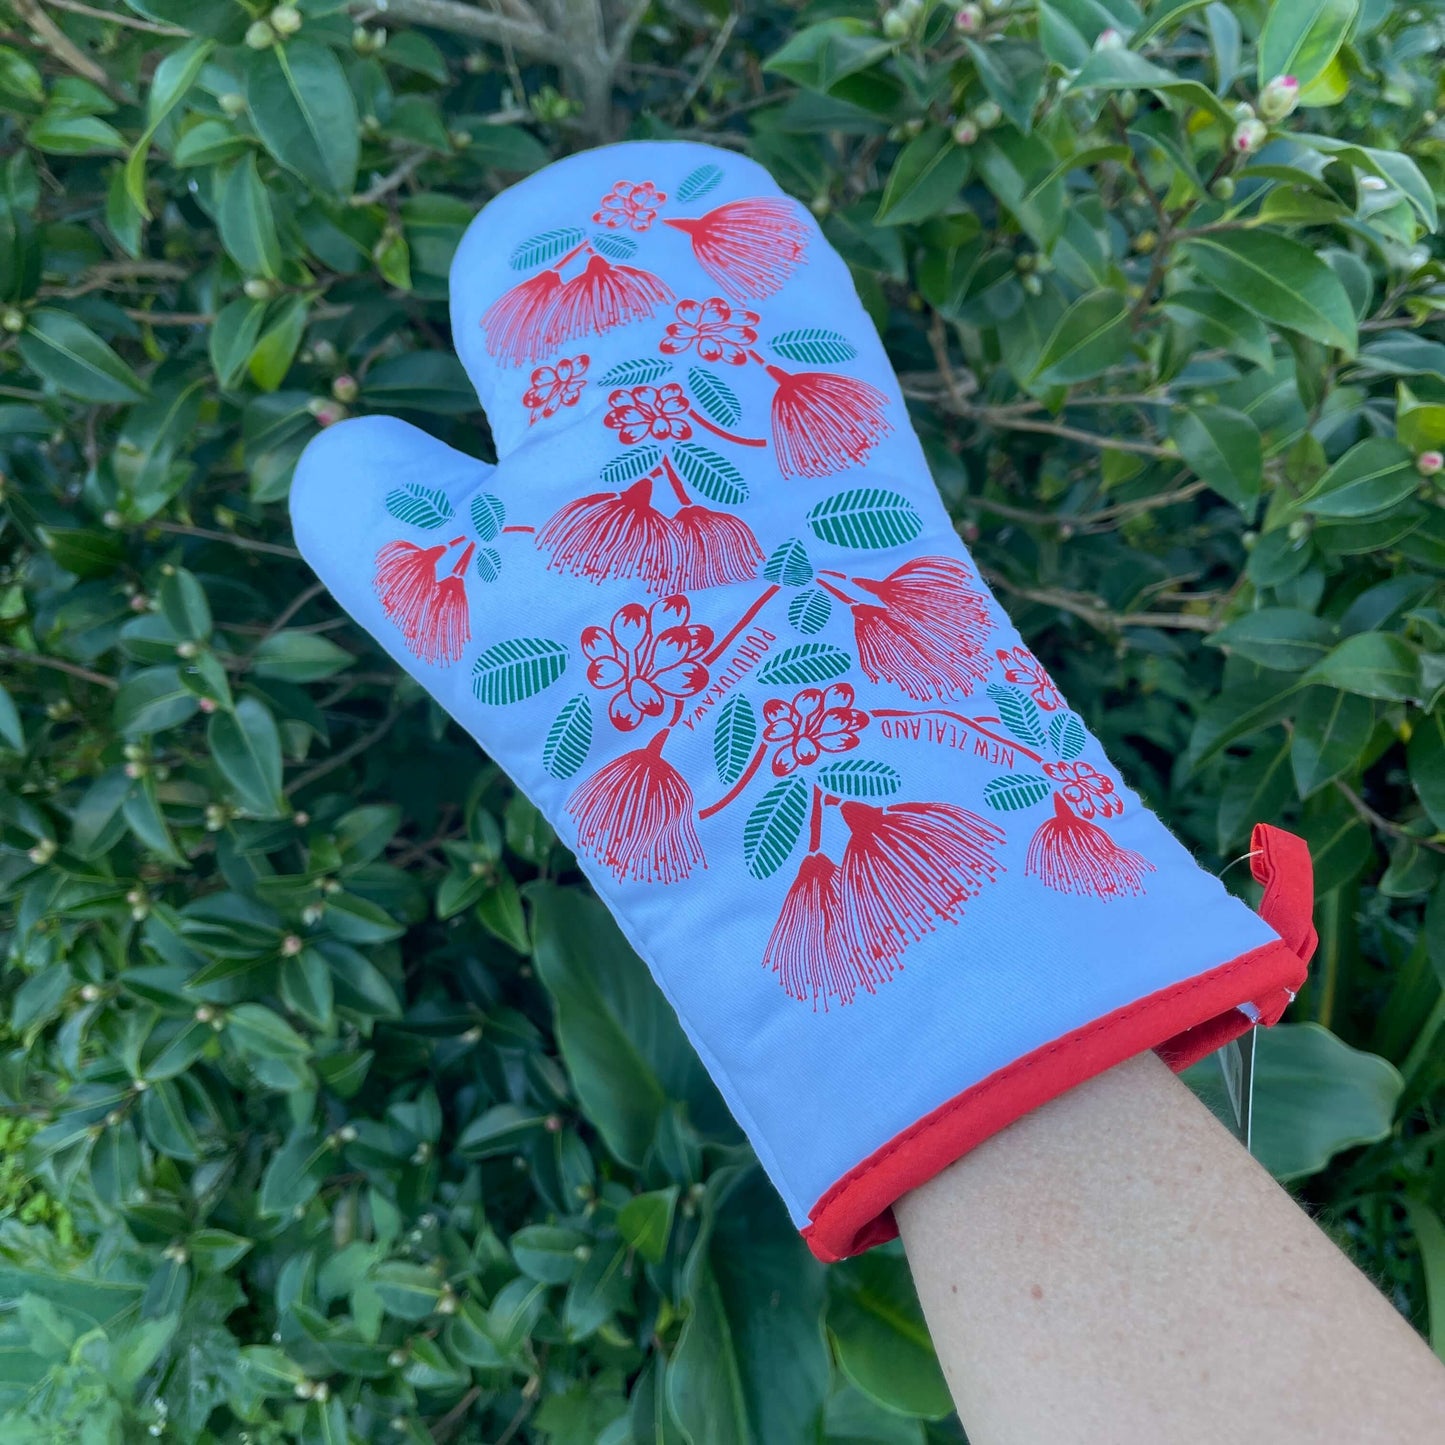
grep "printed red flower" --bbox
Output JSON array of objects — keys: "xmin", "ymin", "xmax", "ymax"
[
  {"xmin": 763, "ymin": 852, "xmax": 878, "ymax": 1009},
  {"xmin": 373, "ymin": 538, "xmax": 472, "ymax": 667},
  {"xmin": 659, "ymin": 297, "xmax": 760, "ymax": 365},
  {"xmin": 1026, "ymin": 795, "xmax": 1153, "ymax": 900},
  {"xmin": 537, "ymin": 477, "xmax": 677, "ymax": 591},
  {"xmin": 522, "ymin": 354, "xmax": 588, "ymax": 423},
  {"xmin": 851, "ymin": 557, "xmax": 994, "ymax": 701},
  {"xmin": 761, "ymin": 684, "xmax": 869, "ymax": 776},
  {"xmin": 581, "ymin": 594, "xmax": 713, "ymax": 731},
  {"xmin": 543, "ymin": 254, "xmax": 674, "ymax": 351},
  {"xmin": 663, "ymin": 198, "xmax": 809, "ymax": 300},
  {"xmin": 567, "ymin": 731, "xmax": 703, "ymax": 883},
  {"xmin": 480, "ymin": 269, "xmax": 564, "ymax": 369},
  {"xmin": 840, "ymin": 801, "xmax": 1005, "ymax": 965},
  {"xmin": 671, "ymin": 505, "xmax": 762, "ymax": 590},
  {"xmin": 766, "ymin": 365, "xmax": 891, "ymax": 478},
  {"xmin": 996, "ymin": 645, "xmax": 1062, "ymax": 711},
  {"xmin": 593, "ymin": 179, "xmax": 666, "ymax": 232},
  {"xmin": 605, "ymin": 382, "xmax": 692, "ymax": 444},
  {"xmin": 1042, "ymin": 761, "xmax": 1121, "ymax": 820}
]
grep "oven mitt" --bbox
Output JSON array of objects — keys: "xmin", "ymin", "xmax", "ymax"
[{"xmin": 290, "ymin": 140, "xmax": 1316, "ymax": 1261}]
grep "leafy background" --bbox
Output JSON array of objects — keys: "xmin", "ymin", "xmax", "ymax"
[{"xmin": 3, "ymin": 0, "xmax": 1445, "ymax": 1440}]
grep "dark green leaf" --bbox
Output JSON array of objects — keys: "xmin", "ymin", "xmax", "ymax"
[
  {"xmin": 1258, "ymin": 0, "xmax": 1358, "ymax": 89},
  {"xmin": 743, "ymin": 777, "xmax": 809, "ymax": 879},
  {"xmin": 1183, "ymin": 231, "xmax": 1358, "ymax": 355},
  {"xmin": 510, "ymin": 226, "xmax": 585, "ymax": 271},
  {"xmin": 985, "ymin": 683, "xmax": 1046, "ymax": 748},
  {"xmin": 714, "ymin": 694, "xmax": 759, "ymax": 786},
  {"xmin": 1301, "ymin": 438, "xmax": 1417, "ymax": 520},
  {"xmin": 982, "ymin": 773, "xmax": 1052, "ymax": 811},
  {"xmin": 818, "ymin": 759, "xmax": 901, "ymax": 798},
  {"xmin": 688, "ymin": 367, "xmax": 741, "ymax": 427},
  {"xmin": 18, "ymin": 308, "xmax": 148, "ymax": 403},
  {"xmin": 1210, "ymin": 608, "xmax": 1335, "ymax": 672},
  {"xmin": 807, "ymin": 489, "xmax": 922, "ymax": 550},
  {"xmin": 1303, "ymin": 632, "xmax": 1419, "ymax": 701},
  {"xmin": 788, "ymin": 586, "xmax": 831, "ymax": 635},
  {"xmin": 472, "ymin": 637, "xmax": 568, "ymax": 704},
  {"xmin": 1170, "ymin": 404, "xmax": 1263, "ymax": 510},
  {"xmin": 1292, "ymin": 688, "xmax": 1373, "ymax": 797},
  {"xmin": 1031, "ymin": 288, "xmax": 1131, "ymax": 384},
  {"xmin": 601, "ymin": 443, "xmax": 661, "ymax": 485},
  {"xmin": 671, "ymin": 441, "xmax": 748, "ymax": 505},
  {"xmin": 965, "ymin": 39, "xmax": 1047, "ymax": 133},
  {"xmin": 543, "ymin": 695, "xmax": 593, "ymax": 780},
  {"xmin": 764, "ymin": 538, "xmax": 813, "ymax": 586},
  {"xmin": 757, "ymin": 643, "xmax": 852, "ymax": 687}
]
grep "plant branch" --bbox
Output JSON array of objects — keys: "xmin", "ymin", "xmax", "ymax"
[
  {"xmin": 11, "ymin": 0, "xmax": 119, "ymax": 95},
  {"xmin": 152, "ymin": 523, "xmax": 301, "ymax": 559},
  {"xmin": 285, "ymin": 709, "xmax": 399, "ymax": 797},
  {"xmin": 359, "ymin": 0, "xmax": 566, "ymax": 59},
  {"xmin": 0, "ymin": 644, "xmax": 117, "ymax": 690}
]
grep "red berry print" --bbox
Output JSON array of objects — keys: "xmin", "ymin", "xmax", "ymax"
[
  {"xmin": 1043, "ymin": 761, "xmax": 1120, "ymax": 821},
  {"xmin": 522, "ymin": 354, "xmax": 588, "ymax": 424},
  {"xmin": 594, "ymin": 179, "xmax": 666, "ymax": 232},
  {"xmin": 581, "ymin": 595, "xmax": 713, "ymax": 732},
  {"xmin": 761, "ymin": 684, "xmax": 869, "ymax": 777},
  {"xmin": 659, "ymin": 297, "xmax": 760, "ymax": 365},
  {"xmin": 996, "ymin": 646, "xmax": 1062, "ymax": 711},
  {"xmin": 605, "ymin": 383, "xmax": 692, "ymax": 444}
]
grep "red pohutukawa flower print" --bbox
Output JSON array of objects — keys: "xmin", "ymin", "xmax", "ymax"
[
  {"xmin": 567, "ymin": 731, "xmax": 703, "ymax": 883},
  {"xmin": 671, "ymin": 505, "xmax": 762, "ymax": 589},
  {"xmin": 663, "ymin": 198, "xmax": 809, "ymax": 299},
  {"xmin": 659, "ymin": 297, "xmax": 760, "ymax": 364},
  {"xmin": 593, "ymin": 179, "xmax": 666, "ymax": 232},
  {"xmin": 373, "ymin": 538, "xmax": 473, "ymax": 667},
  {"xmin": 543, "ymin": 255, "xmax": 673, "ymax": 352},
  {"xmin": 763, "ymin": 853, "xmax": 870, "ymax": 1010},
  {"xmin": 581, "ymin": 595, "xmax": 712, "ymax": 732},
  {"xmin": 840, "ymin": 801, "xmax": 1005, "ymax": 965},
  {"xmin": 849, "ymin": 557, "xmax": 994, "ymax": 701},
  {"xmin": 538, "ymin": 478, "xmax": 675, "ymax": 592},
  {"xmin": 1026, "ymin": 795, "xmax": 1154, "ymax": 900},
  {"xmin": 523, "ymin": 354, "xmax": 588, "ymax": 424},
  {"xmin": 762, "ymin": 684, "xmax": 869, "ymax": 777},
  {"xmin": 605, "ymin": 383, "xmax": 692, "ymax": 444},
  {"xmin": 1043, "ymin": 761, "xmax": 1121, "ymax": 820},
  {"xmin": 997, "ymin": 646, "xmax": 1061, "ymax": 711},
  {"xmin": 481, "ymin": 251, "xmax": 673, "ymax": 368},
  {"xmin": 479, "ymin": 269, "xmax": 563, "ymax": 369},
  {"xmin": 766, "ymin": 364, "xmax": 891, "ymax": 478}
]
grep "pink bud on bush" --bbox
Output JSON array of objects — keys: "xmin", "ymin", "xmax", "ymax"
[
  {"xmin": 1232, "ymin": 118, "xmax": 1267, "ymax": 155},
  {"xmin": 953, "ymin": 4, "xmax": 984, "ymax": 32},
  {"xmin": 1258, "ymin": 74, "xmax": 1300, "ymax": 121},
  {"xmin": 331, "ymin": 374, "xmax": 359, "ymax": 403},
  {"xmin": 951, "ymin": 118, "xmax": 980, "ymax": 146},
  {"xmin": 1093, "ymin": 27, "xmax": 1124, "ymax": 50},
  {"xmin": 1418, "ymin": 450, "xmax": 1445, "ymax": 477}
]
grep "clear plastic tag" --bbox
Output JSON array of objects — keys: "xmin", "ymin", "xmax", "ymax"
[{"xmin": 1216, "ymin": 1024, "xmax": 1257, "ymax": 1153}]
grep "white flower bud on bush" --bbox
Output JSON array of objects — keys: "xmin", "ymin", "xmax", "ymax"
[
  {"xmin": 1232, "ymin": 118, "xmax": 1267, "ymax": 154},
  {"xmin": 1258, "ymin": 74, "xmax": 1299, "ymax": 121}
]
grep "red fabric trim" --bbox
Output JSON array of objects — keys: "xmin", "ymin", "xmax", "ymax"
[
  {"xmin": 802, "ymin": 826, "xmax": 1316, "ymax": 1263},
  {"xmin": 803, "ymin": 939, "xmax": 1307, "ymax": 1263},
  {"xmin": 1251, "ymin": 823, "xmax": 1319, "ymax": 963}
]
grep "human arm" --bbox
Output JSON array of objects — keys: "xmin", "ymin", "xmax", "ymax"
[{"xmin": 896, "ymin": 1048, "xmax": 1445, "ymax": 1445}]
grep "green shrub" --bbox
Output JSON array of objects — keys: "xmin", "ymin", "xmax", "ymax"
[{"xmin": 3, "ymin": 1, "xmax": 1445, "ymax": 1440}]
